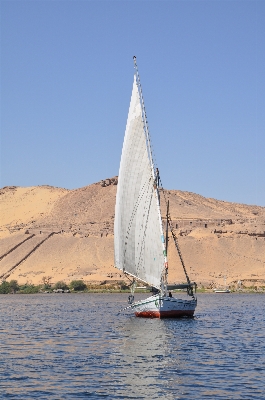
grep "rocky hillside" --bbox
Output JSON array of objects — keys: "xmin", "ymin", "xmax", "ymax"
[{"xmin": 0, "ymin": 178, "xmax": 264, "ymax": 289}]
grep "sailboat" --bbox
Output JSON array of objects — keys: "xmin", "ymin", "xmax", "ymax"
[
  {"xmin": 114, "ymin": 57, "xmax": 197, "ymax": 318},
  {"xmin": 214, "ymin": 275, "xmax": 230, "ymax": 293}
]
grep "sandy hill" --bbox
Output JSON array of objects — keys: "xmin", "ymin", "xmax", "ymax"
[{"xmin": 0, "ymin": 178, "xmax": 264, "ymax": 289}]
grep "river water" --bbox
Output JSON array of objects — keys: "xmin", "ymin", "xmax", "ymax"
[{"xmin": 0, "ymin": 293, "xmax": 264, "ymax": 399}]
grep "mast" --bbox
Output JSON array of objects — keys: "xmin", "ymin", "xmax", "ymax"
[
  {"xmin": 133, "ymin": 56, "xmax": 168, "ymax": 292},
  {"xmin": 166, "ymin": 200, "xmax": 169, "ymax": 257}
]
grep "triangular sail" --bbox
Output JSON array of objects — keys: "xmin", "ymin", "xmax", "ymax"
[{"xmin": 114, "ymin": 76, "xmax": 165, "ymax": 288}]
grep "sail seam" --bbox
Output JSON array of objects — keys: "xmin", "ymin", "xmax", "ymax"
[
  {"xmin": 123, "ymin": 177, "xmax": 152, "ymax": 273},
  {"xmin": 135, "ymin": 184, "xmax": 155, "ymax": 278}
]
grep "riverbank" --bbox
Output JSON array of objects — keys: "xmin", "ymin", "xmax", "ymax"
[{"xmin": 1, "ymin": 279, "xmax": 264, "ymax": 294}]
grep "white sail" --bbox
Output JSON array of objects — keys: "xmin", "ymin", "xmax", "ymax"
[{"xmin": 114, "ymin": 76, "xmax": 165, "ymax": 288}]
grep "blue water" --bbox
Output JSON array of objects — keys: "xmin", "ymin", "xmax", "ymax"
[{"xmin": 0, "ymin": 293, "xmax": 264, "ymax": 399}]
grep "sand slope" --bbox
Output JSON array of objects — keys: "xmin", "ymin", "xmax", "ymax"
[{"xmin": 1, "ymin": 179, "xmax": 264, "ymax": 288}]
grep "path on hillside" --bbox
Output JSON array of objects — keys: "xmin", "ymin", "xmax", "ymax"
[{"xmin": 0, "ymin": 232, "xmax": 58, "ymax": 280}]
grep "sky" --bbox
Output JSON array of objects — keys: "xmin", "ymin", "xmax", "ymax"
[{"xmin": 1, "ymin": 0, "xmax": 265, "ymax": 206}]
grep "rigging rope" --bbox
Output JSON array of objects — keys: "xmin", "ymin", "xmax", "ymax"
[{"xmin": 159, "ymin": 183, "xmax": 195, "ymax": 297}]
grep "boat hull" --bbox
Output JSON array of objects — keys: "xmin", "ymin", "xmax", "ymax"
[{"xmin": 132, "ymin": 295, "xmax": 197, "ymax": 318}]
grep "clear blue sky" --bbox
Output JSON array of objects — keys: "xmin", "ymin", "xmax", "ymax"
[{"xmin": 1, "ymin": 1, "xmax": 264, "ymax": 206}]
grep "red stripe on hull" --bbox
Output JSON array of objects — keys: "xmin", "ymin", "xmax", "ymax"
[{"xmin": 135, "ymin": 309, "xmax": 194, "ymax": 319}]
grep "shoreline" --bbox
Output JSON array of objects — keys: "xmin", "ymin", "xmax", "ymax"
[{"xmin": 1, "ymin": 289, "xmax": 264, "ymax": 295}]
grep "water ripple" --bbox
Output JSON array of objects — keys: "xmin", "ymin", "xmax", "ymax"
[{"xmin": 0, "ymin": 293, "xmax": 264, "ymax": 399}]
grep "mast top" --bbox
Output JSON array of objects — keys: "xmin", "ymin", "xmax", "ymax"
[{"xmin": 133, "ymin": 56, "xmax": 137, "ymax": 69}]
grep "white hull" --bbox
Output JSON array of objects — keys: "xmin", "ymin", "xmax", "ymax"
[
  {"xmin": 131, "ymin": 295, "xmax": 197, "ymax": 318},
  {"xmin": 214, "ymin": 289, "xmax": 230, "ymax": 293}
]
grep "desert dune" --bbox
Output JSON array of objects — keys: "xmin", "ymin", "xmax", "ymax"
[{"xmin": 1, "ymin": 178, "xmax": 264, "ymax": 289}]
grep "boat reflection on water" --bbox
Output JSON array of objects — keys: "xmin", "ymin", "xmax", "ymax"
[{"xmin": 114, "ymin": 315, "xmax": 184, "ymax": 399}]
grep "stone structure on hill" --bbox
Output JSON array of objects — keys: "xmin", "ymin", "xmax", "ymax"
[{"xmin": 100, "ymin": 177, "xmax": 118, "ymax": 187}]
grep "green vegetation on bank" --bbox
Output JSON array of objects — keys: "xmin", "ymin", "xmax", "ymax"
[
  {"xmin": 0, "ymin": 279, "xmax": 131, "ymax": 294},
  {"xmin": 0, "ymin": 280, "xmax": 41, "ymax": 294},
  {"xmin": 69, "ymin": 280, "xmax": 86, "ymax": 291},
  {"xmin": 0, "ymin": 279, "xmax": 264, "ymax": 294},
  {"xmin": 54, "ymin": 280, "xmax": 69, "ymax": 290}
]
